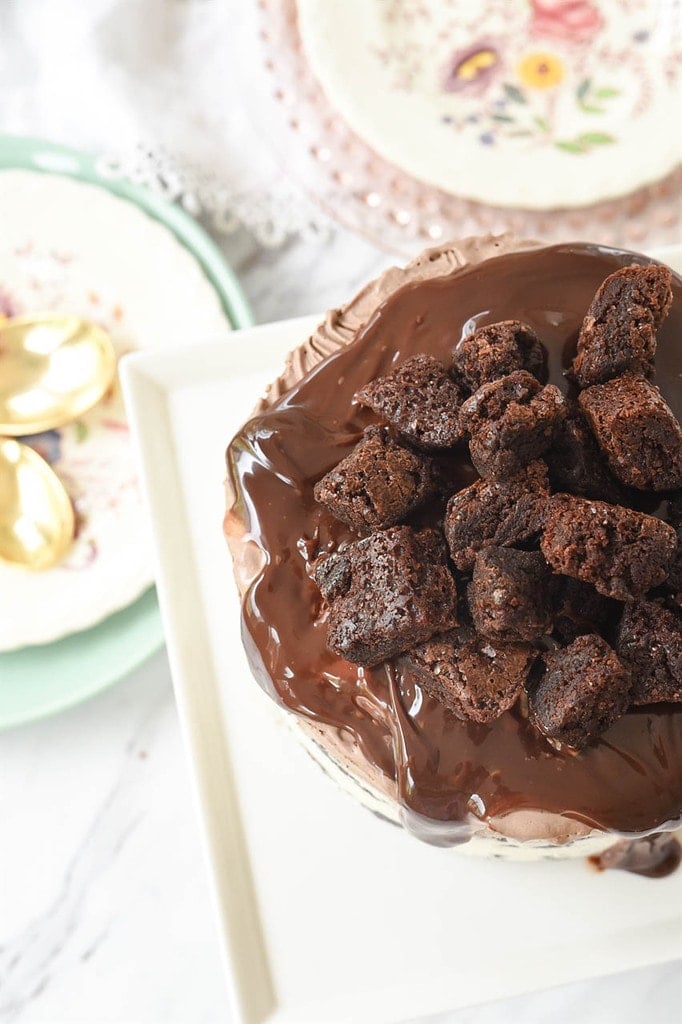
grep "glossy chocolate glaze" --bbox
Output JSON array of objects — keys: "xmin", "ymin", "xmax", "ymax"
[
  {"xmin": 589, "ymin": 834, "xmax": 682, "ymax": 878},
  {"xmin": 227, "ymin": 244, "xmax": 682, "ymax": 844}
]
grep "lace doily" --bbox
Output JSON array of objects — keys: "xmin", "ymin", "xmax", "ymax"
[{"xmin": 96, "ymin": 145, "xmax": 333, "ymax": 249}]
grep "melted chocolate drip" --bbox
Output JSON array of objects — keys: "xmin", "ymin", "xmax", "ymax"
[
  {"xmin": 227, "ymin": 244, "xmax": 682, "ymax": 844},
  {"xmin": 589, "ymin": 834, "xmax": 682, "ymax": 878}
]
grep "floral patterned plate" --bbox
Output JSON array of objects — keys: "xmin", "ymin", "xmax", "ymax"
[
  {"xmin": 0, "ymin": 137, "xmax": 252, "ymax": 660},
  {"xmin": 296, "ymin": 0, "xmax": 681, "ymax": 209}
]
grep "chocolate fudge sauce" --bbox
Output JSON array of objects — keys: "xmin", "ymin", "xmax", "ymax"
[
  {"xmin": 227, "ymin": 244, "xmax": 682, "ymax": 845},
  {"xmin": 589, "ymin": 834, "xmax": 682, "ymax": 878}
]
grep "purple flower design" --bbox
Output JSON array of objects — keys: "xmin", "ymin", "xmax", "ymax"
[
  {"xmin": 479, "ymin": 132, "xmax": 496, "ymax": 146},
  {"xmin": 443, "ymin": 41, "xmax": 502, "ymax": 96}
]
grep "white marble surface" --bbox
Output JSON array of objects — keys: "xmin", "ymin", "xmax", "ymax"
[{"xmin": 0, "ymin": 1, "xmax": 680, "ymax": 1021}]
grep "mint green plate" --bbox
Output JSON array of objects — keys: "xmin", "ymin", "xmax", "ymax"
[
  {"xmin": 0, "ymin": 590, "xmax": 162, "ymax": 728},
  {"xmin": 0, "ymin": 136, "xmax": 253, "ymax": 729}
]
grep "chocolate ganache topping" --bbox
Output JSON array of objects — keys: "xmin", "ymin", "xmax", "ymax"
[{"xmin": 226, "ymin": 241, "xmax": 682, "ymax": 846}]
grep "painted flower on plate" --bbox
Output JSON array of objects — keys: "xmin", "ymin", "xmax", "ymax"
[
  {"xmin": 444, "ymin": 42, "xmax": 501, "ymax": 95},
  {"xmin": 518, "ymin": 51, "xmax": 565, "ymax": 89},
  {"xmin": 529, "ymin": 0, "xmax": 604, "ymax": 45}
]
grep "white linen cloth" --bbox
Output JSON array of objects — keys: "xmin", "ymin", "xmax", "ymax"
[{"xmin": 1, "ymin": 0, "xmax": 330, "ymax": 248}]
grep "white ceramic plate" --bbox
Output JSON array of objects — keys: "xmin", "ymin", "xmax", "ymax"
[
  {"xmin": 297, "ymin": 0, "xmax": 682, "ymax": 209},
  {"xmin": 122, "ymin": 254, "xmax": 682, "ymax": 1023},
  {"xmin": 0, "ymin": 169, "xmax": 233, "ymax": 651}
]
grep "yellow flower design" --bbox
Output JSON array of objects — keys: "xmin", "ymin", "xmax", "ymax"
[{"xmin": 517, "ymin": 52, "xmax": 565, "ymax": 89}]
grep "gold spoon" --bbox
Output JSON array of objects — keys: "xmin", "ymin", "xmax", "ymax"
[
  {"xmin": 0, "ymin": 314, "xmax": 116, "ymax": 435},
  {"xmin": 0, "ymin": 438, "xmax": 75, "ymax": 570}
]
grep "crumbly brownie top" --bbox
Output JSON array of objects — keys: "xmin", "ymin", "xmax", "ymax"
[
  {"xmin": 398, "ymin": 626, "xmax": 535, "ymax": 724},
  {"xmin": 617, "ymin": 601, "xmax": 682, "ymax": 705},
  {"xmin": 313, "ymin": 426, "xmax": 438, "ymax": 535},
  {"xmin": 540, "ymin": 494, "xmax": 677, "ymax": 602},
  {"xmin": 529, "ymin": 635, "xmax": 632, "ymax": 750},
  {"xmin": 468, "ymin": 547, "xmax": 554, "ymax": 643},
  {"xmin": 355, "ymin": 354, "xmax": 463, "ymax": 450},
  {"xmin": 578, "ymin": 373, "xmax": 682, "ymax": 491},
  {"xmin": 572, "ymin": 265, "xmax": 673, "ymax": 387},
  {"xmin": 444, "ymin": 459, "xmax": 549, "ymax": 572},
  {"xmin": 459, "ymin": 370, "xmax": 566, "ymax": 479},
  {"xmin": 310, "ymin": 257, "xmax": 681, "ymax": 751},
  {"xmin": 545, "ymin": 403, "xmax": 626, "ymax": 504},
  {"xmin": 452, "ymin": 320, "xmax": 546, "ymax": 392},
  {"xmin": 314, "ymin": 526, "xmax": 458, "ymax": 667}
]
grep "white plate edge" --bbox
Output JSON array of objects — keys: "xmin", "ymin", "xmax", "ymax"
[
  {"xmin": 120, "ymin": 318, "xmax": 322, "ymax": 1024},
  {"xmin": 121, "ymin": 351, "xmax": 292, "ymax": 1024}
]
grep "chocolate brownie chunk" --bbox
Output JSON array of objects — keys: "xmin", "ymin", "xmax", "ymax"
[
  {"xmin": 444, "ymin": 460, "xmax": 550, "ymax": 572},
  {"xmin": 459, "ymin": 370, "xmax": 566, "ymax": 479},
  {"xmin": 667, "ymin": 526, "xmax": 682, "ymax": 592},
  {"xmin": 572, "ymin": 264, "xmax": 673, "ymax": 387},
  {"xmin": 665, "ymin": 498, "xmax": 682, "ymax": 591},
  {"xmin": 398, "ymin": 626, "xmax": 536, "ymax": 723},
  {"xmin": 314, "ymin": 550, "xmax": 351, "ymax": 602},
  {"xmin": 314, "ymin": 526, "xmax": 458, "ymax": 667},
  {"xmin": 552, "ymin": 576, "xmax": 618, "ymax": 644},
  {"xmin": 545, "ymin": 404, "xmax": 626, "ymax": 503},
  {"xmin": 669, "ymin": 492, "xmax": 682, "ymax": 526},
  {"xmin": 355, "ymin": 355, "xmax": 463, "ymax": 451},
  {"xmin": 529, "ymin": 635, "xmax": 632, "ymax": 749},
  {"xmin": 313, "ymin": 427, "xmax": 438, "ymax": 534},
  {"xmin": 541, "ymin": 494, "xmax": 677, "ymax": 601},
  {"xmin": 452, "ymin": 320, "xmax": 546, "ymax": 392},
  {"xmin": 616, "ymin": 600, "xmax": 682, "ymax": 704},
  {"xmin": 468, "ymin": 547, "xmax": 554, "ymax": 642},
  {"xmin": 579, "ymin": 374, "xmax": 682, "ymax": 491}
]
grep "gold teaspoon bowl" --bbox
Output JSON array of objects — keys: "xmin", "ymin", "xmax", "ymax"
[
  {"xmin": 0, "ymin": 438, "xmax": 75, "ymax": 571},
  {"xmin": 0, "ymin": 314, "xmax": 116, "ymax": 435}
]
